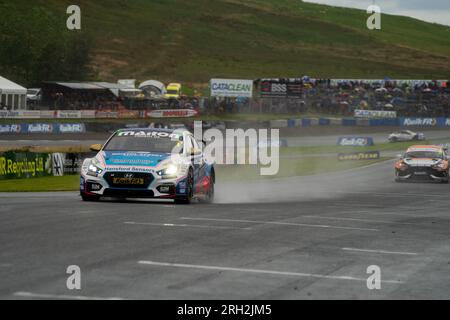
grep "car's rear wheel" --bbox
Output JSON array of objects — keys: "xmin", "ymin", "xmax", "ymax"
[{"xmin": 200, "ymin": 178, "xmax": 215, "ymax": 204}]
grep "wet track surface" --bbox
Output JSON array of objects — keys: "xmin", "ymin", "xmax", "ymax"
[{"xmin": 1, "ymin": 160, "xmax": 450, "ymax": 299}]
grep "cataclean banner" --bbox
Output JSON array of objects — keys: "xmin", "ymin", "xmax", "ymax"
[
  {"xmin": 0, "ymin": 152, "xmax": 52, "ymax": 180},
  {"xmin": 210, "ymin": 79, "xmax": 253, "ymax": 98}
]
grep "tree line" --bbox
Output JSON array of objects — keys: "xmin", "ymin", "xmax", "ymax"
[{"xmin": 0, "ymin": 3, "xmax": 92, "ymax": 87}]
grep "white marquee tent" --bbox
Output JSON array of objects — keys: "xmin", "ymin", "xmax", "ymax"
[{"xmin": 0, "ymin": 76, "xmax": 27, "ymax": 110}]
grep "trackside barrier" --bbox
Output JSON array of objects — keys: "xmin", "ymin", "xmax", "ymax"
[
  {"xmin": 269, "ymin": 120, "xmax": 288, "ymax": 128},
  {"xmin": 342, "ymin": 119, "xmax": 357, "ymax": 126},
  {"xmin": 4, "ymin": 111, "xmax": 450, "ymax": 128},
  {"xmin": 0, "ymin": 123, "xmax": 86, "ymax": 134},
  {"xmin": 319, "ymin": 118, "xmax": 331, "ymax": 126},
  {"xmin": 0, "ymin": 152, "xmax": 52, "ymax": 179},
  {"xmin": 0, "ymin": 152, "xmax": 93, "ymax": 179}
]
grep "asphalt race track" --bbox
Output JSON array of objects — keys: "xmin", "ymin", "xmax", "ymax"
[{"xmin": 1, "ymin": 159, "xmax": 450, "ymax": 300}]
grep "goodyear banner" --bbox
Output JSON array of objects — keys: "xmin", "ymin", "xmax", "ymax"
[
  {"xmin": 338, "ymin": 151, "xmax": 380, "ymax": 161},
  {"xmin": 0, "ymin": 152, "xmax": 52, "ymax": 180},
  {"xmin": 337, "ymin": 137, "xmax": 375, "ymax": 147}
]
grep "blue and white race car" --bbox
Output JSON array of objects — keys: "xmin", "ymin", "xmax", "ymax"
[{"xmin": 80, "ymin": 128, "xmax": 215, "ymax": 204}]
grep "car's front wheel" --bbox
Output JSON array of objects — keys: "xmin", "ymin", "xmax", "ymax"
[
  {"xmin": 81, "ymin": 193, "xmax": 100, "ymax": 202},
  {"xmin": 175, "ymin": 169, "xmax": 194, "ymax": 205}
]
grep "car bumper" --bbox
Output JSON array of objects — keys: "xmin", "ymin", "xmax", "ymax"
[
  {"xmin": 396, "ymin": 168, "xmax": 449, "ymax": 182},
  {"xmin": 80, "ymin": 172, "xmax": 189, "ymax": 199}
]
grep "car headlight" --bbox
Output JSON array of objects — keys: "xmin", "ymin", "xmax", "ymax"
[
  {"xmin": 87, "ymin": 163, "xmax": 103, "ymax": 176},
  {"xmin": 396, "ymin": 161, "xmax": 409, "ymax": 170},
  {"xmin": 432, "ymin": 161, "xmax": 448, "ymax": 171},
  {"xmin": 157, "ymin": 164, "xmax": 178, "ymax": 178}
]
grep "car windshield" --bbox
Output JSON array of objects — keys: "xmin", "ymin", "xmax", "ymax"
[
  {"xmin": 104, "ymin": 134, "xmax": 183, "ymax": 153},
  {"xmin": 27, "ymin": 89, "xmax": 38, "ymax": 94},
  {"xmin": 167, "ymin": 90, "xmax": 178, "ymax": 94},
  {"xmin": 405, "ymin": 151, "xmax": 444, "ymax": 159}
]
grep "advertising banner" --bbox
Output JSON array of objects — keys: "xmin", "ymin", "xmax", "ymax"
[
  {"xmin": 81, "ymin": 110, "xmax": 97, "ymax": 118},
  {"xmin": 0, "ymin": 110, "xmax": 41, "ymax": 119},
  {"xmin": 52, "ymin": 153, "xmax": 65, "ymax": 176},
  {"xmin": 0, "ymin": 124, "xmax": 23, "ymax": 134},
  {"xmin": 0, "ymin": 152, "xmax": 52, "ymax": 180},
  {"xmin": 95, "ymin": 111, "xmax": 119, "ymax": 118},
  {"xmin": 146, "ymin": 109, "xmax": 199, "ymax": 118},
  {"xmin": 354, "ymin": 110, "xmax": 397, "ymax": 119},
  {"xmin": 57, "ymin": 123, "xmax": 86, "ymax": 133},
  {"xmin": 57, "ymin": 110, "xmax": 82, "ymax": 119},
  {"xmin": 338, "ymin": 151, "xmax": 381, "ymax": 161},
  {"xmin": 337, "ymin": 137, "xmax": 375, "ymax": 147},
  {"xmin": 401, "ymin": 118, "xmax": 438, "ymax": 126},
  {"xmin": 0, "ymin": 123, "xmax": 86, "ymax": 134},
  {"xmin": 26, "ymin": 123, "xmax": 55, "ymax": 134},
  {"xmin": 210, "ymin": 79, "xmax": 253, "ymax": 98},
  {"xmin": 40, "ymin": 110, "xmax": 56, "ymax": 118},
  {"xmin": 118, "ymin": 110, "xmax": 140, "ymax": 119},
  {"xmin": 260, "ymin": 79, "xmax": 303, "ymax": 98}
]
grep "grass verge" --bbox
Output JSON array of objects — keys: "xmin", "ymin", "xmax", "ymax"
[
  {"xmin": 0, "ymin": 175, "xmax": 79, "ymax": 192},
  {"xmin": 0, "ymin": 156, "xmax": 389, "ymax": 192}
]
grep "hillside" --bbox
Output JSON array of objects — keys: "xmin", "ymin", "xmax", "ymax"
[{"xmin": 8, "ymin": 0, "xmax": 450, "ymax": 83}]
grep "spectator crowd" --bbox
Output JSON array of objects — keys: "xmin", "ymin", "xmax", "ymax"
[{"xmin": 28, "ymin": 79, "xmax": 450, "ymax": 118}]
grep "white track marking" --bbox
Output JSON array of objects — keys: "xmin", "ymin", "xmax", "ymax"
[
  {"xmin": 13, "ymin": 292, "xmax": 124, "ymax": 300},
  {"xmin": 0, "ymin": 263, "xmax": 12, "ymax": 268},
  {"xmin": 180, "ymin": 217, "xmax": 379, "ymax": 232},
  {"xmin": 124, "ymin": 221, "xmax": 252, "ymax": 230},
  {"xmin": 301, "ymin": 215, "xmax": 415, "ymax": 225},
  {"xmin": 342, "ymin": 248, "xmax": 418, "ymax": 256},
  {"xmin": 334, "ymin": 210, "xmax": 424, "ymax": 218},
  {"xmin": 138, "ymin": 261, "xmax": 403, "ymax": 284},
  {"xmin": 334, "ymin": 191, "xmax": 449, "ymax": 198}
]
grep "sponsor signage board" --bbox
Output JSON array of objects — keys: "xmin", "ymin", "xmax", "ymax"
[
  {"xmin": 57, "ymin": 123, "xmax": 86, "ymax": 133},
  {"xmin": 0, "ymin": 124, "xmax": 23, "ymax": 134},
  {"xmin": 354, "ymin": 110, "xmax": 397, "ymax": 119},
  {"xmin": 260, "ymin": 79, "xmax": 303, "ymax": 98},
  {"xmin": 57, "ymin": 110, "xmax": 82, "ymax": 119},
  {"xmin": 0, "ymin": 123, "xmax": 86, "ymax": 134},
  {"xmin": 210, "ymin": 79, "xmax": 253, "ymax": 98},
  {"xmin": 401, "ymin": 118, "xmax": 437, "ymax": 126},
  {"xmin": 337, "ymin": 137, "xmax": 375, "ymax": 147},
  {"xmin": 0, "ymin": 152, "xmax": 52, "ymax": 180},
  {"xmin": 26, "ymin": 123, "xmax": 54, "ymax": 133},
  {"xmin": 146, "ymin": 109, "xmax": 199, "ymax": 118},
  {"xmin": 81, "ymin": 110, "xmax": 96, "ymax": 118},
  {"xmin": 0, "ymin": 110, "xmax": 41, "ymax": 119},
  {"xmin": 338, "ymin": 151, "xmax": 381, "ymax": 161}
]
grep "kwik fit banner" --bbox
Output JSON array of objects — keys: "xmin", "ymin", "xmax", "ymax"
[
  {"xmin": 0, "ymin": 152, "xmax": 52, "ymax": 180},
  {"xmin": 337, "ymin": 137, "xmax": 375, "ymax": 147},
  {"xmin": 0, "ymin": 123, "xmax": 86, "ymax": 134}
]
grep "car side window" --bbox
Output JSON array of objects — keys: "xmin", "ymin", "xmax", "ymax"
[
  {"xmin": 184, "ymin": 134, "xmax": 193, "ymax": 155},
  {"xmin": 191, "ymin": 136, "xmax": 200, "ymax": 151}
]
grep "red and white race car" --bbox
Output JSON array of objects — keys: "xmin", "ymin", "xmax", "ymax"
[{"xmin": 395, "ymin": 145, "xmax": 449, "ymax": 183}]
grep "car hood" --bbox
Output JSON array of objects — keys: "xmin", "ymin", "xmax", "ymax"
[{"xmin": 99, "ymin": 151, "xmax": 171, "ymax": 168}]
